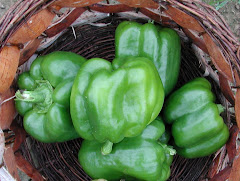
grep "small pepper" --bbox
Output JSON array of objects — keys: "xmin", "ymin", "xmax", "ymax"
[
  {"xmin": 71, "ymin": 56, "xmax": 164, "ymax": 154},
  {"xmin": 15, "ymin": 51, "xmax": 86, "ymax": 143},
  {"xmin": 163, "ymin": 77, "xmax": 229, "ymax": 158},
  {"xmin": 78, "ymin": 117, "xmax": 175, "ymax": 181}
]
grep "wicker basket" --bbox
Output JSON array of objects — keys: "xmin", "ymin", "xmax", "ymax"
[{"xmin": 0, "ymin": 0, "xmax": 240, "ymax": 180}]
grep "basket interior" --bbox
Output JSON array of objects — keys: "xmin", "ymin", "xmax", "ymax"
[{"xmin": 16, "ymin": 15, "xmax": 229, "ymax": 181}]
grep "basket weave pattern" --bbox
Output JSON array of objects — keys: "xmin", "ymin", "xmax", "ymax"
[{"xmin": 0, "ymin": 0, "xmax": 240, "ymax": 180}]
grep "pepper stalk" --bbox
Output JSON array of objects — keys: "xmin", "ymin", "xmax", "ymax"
[{"xmin": 15, "ymin": 80, "xmax": 53, "ymax": 113}]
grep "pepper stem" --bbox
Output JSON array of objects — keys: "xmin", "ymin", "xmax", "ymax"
[
  {"xmin": 15, "ymin": 80, "xmax": 53, "ymax": 113},
  {"xmin": 101, "ymin": 140, "xmax": 113, "ymax": 155},
  {"xmin": 15, "ymin": 90, "xmax": 45, "ymax": 103},
  {"xmin": 148, "ymin": 19, "xmax": 154, "ymax": 24},
  {"xmin": 166, "ymin": 146, "xmax": 176, "ymax": 156},
  {"xmin": 158, "ymin": 142, "xmax": 176, "ymax": 156},
  {"xmin": 217, "ymin": 104, "xmax": 224, "ymax": 114}
]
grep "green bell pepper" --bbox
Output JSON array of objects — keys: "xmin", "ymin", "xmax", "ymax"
[
  {"xmin": 115, "ymin": 21, "xmax": 181, "ymax": 95},
  {"xmin": 71, "ymin": 56, "xmax": 164, "ymax": 154},
  {"xmin": 15, "ymin": 51, "xmax": 86, "ymax": 143},
  {"xmin": 163, "ymin": 77, "xmax": 229, "ymax": 158},
  {"xmin": 78, "ymin": 117, "xmax": 175, "ymax": 181}
]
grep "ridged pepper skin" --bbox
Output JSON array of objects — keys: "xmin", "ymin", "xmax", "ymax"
[
  {"xmin": 163, "ymin": 78, "xmax": 229, "ymax": 158},
  {"xmin": 78, "ymin": 117, "xmax": 175, "ymax": 181},
  {"xmin": 115, "ymin": 21, "xmax": 181, "ymax": 95},
  {"xmin": 15, "ymin": 51, "xmax": 86, "ymax": 143},
  {"xmin": 71, "ymin": 57, "xmax": 164, "ymax": 154}
]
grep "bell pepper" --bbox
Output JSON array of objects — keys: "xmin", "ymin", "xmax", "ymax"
[
  {"xmin": 163, "ymin": 77, "xmax": 229, "ymax": 158},
  {"xmin": 115, "ymin": 21, "xmax": 181, "ymax": 95},
  {"xmin": 71, "ymin": 56, "xmax": 164, "ymax": 154},
  {"xmin": 78, "ymin": 117, "xmax": 175, "ymax": 181},
  {"xmin": 15, "ymin": 51, "xmax": 86, "ymax": 143}
]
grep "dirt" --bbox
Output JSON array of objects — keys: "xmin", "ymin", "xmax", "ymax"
[
  {"xmin": 0, "ymin": 0, "xmax": 18, "ymax": 18},
  {"xmin": 218, "ymin": 2, "xmax": 240, "ymax": 39},
  {"xmin": 203, "ymin": 0, "xmax": 240, "ymax": 39}
]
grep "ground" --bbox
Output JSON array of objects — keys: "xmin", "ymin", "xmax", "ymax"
[
  {"xmin": 203, "ymin": 0, "xmax": 240, "ymax": 39},
  {"xmin": 219, "ymin": 3, "xmax": 240, "ymax": 38},
  {"xmin": 0, "ymin": 0, "xmax": 17, "ymax": 18}
]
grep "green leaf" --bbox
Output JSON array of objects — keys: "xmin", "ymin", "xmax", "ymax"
[{"xmin": 215, "ymin": 0, "xmax": 229, "ymax": 10}]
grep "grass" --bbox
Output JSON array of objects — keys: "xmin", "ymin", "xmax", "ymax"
[{"xmin": 204, "ymin": 0, "xmax": 240, "ymax": 10}]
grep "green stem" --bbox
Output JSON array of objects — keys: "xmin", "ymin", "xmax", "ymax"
[
  {"xmin": 101, "ymin": 140, "xmax": 113, "ymax": 155},
  {"xmin": 166, "ymin": 146, "xmax": 176, "ymax": 156},
  {"xmin": 15, "ymin": 80, "xmax": 53, "ymax": 113},
  {"xmin": 148, "ymin": 19, "xmax": 154, "ymax": 24},
  {"xmin": 15, "ymin": 90, "xmax": 45, "ymax": 103},
  {"xmin": 158, "ymin": 142, "xmax": 176, "ymax": 156}
]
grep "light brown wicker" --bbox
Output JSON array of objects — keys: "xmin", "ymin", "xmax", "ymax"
[{"xmin": 0, "ymin": 0, "xmax": 239, "ymax": 181}]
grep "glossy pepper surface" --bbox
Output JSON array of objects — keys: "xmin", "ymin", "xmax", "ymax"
[
  {"xmin": 115, "ymin": 21, "xmax": 181, "ymax": 95},
  {"xmin": 15, "ymin": 51, "xmax": 86, "ymax": 143},
  {"xmin": 163, "ymin": 78, "xmax": 229, "ymax": 158},
  {"xmin": 78, "ymin": 117, "xmax": 175, "ymax": 181},
  {"xmin": 71, "ymin": 57, "xmax": 164, "ymax": 154}
]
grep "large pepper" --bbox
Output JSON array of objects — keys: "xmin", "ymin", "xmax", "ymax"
[
  {"xmin": 163, "ymin": 78, "xmax": 229, "ymax": 158},
  {"xmin": 15, "ymin": 51, "xmax": 86, "ymax": 143},
  {"xmin": 78, "ymin": 117, "xmax": 175, "ymax": 181},
  {"xmin": 115, "ymin": 21, "xmax": 181, "ymax": 95},
  {"xmin": 71, "ymin": 56, "xmax": 164, "ymax": 154}
]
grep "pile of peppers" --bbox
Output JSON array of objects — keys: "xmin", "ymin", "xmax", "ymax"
[{"xmin": 15, "ymin": 21, "xmax": 229, "ymax": 181}]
